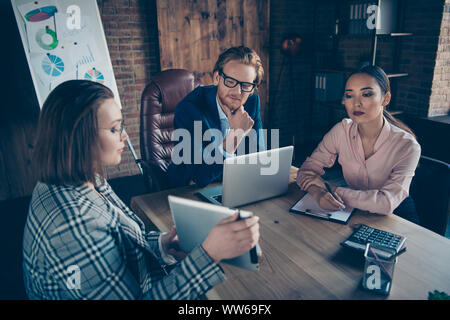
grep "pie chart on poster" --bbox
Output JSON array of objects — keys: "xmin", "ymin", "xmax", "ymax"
[
  {"xmin": 24, "ymin": 5, "xmax": 57, "ymax": 22},
  {"xmin": 84, "ymin": 68, "xmax": 105, "ymax": 84},
  {"xmin": 42, "ymin": 53, "xmax": 64, "ymax": 76},
  {"xmin": 35, "ymin": 26, "xmax": 58, "ymax": 50}
]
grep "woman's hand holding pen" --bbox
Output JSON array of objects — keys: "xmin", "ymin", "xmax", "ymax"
[
  {"xmin": 297, "ymin": 170, "xmax": 345, "ymax": 211},
  {"xmin": 317, "ymin": 188, "xmax": 345, "ymax": 211}
]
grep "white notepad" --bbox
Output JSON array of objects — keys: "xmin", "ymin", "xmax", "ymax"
[{"xmin": 290, "ymin": 193, "xmax": 354, "ymax": 224}]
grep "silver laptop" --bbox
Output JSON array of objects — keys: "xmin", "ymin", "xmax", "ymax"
[{"xmin": 197, "ymin": 146, "xmax": 294, "ymax": 208}]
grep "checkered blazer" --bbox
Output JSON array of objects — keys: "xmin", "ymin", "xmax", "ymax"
[{"xmin": 22, "ymin": 180, "xmax": 226, "ymax": 299}]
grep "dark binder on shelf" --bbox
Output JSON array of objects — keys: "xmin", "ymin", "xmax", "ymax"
[
  {"xmin": 349, "ymin": 1, "xmax": 378, "ymax": 35},
  {"xmin": 314, "ymin": 72, "xmax": 344, "ymax": 102},
  {"xmin": 349, "ymin": 3, "xmax": 355, "ymax": 34}
]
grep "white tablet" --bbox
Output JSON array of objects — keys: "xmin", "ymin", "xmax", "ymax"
[{"xmin": 168, "ymin": 195, "xmax": 260, "ymax": 271}]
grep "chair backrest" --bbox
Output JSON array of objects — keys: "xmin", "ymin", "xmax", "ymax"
[
  {"xmin": 410, "ymin": 156, "xmax": 450, "ymax": 236},
  {"xmin": 0, "ymin": 195, "xmax": 31, "ymax": 299},
  {"xmin": 140, "ymin": 69, "xmax": 200, "ymax": 191}
]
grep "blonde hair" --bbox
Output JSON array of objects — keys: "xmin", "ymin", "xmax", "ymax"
[{"xmin": 213, "ymin": 46, "xmax": 264, "ymax": 87}]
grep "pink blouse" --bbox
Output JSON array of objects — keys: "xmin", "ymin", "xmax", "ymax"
[{"xmin": 297, "ymin": 118, "xmax": 421, "ymax": 215}]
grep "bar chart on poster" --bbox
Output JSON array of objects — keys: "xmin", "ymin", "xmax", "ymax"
[{"xmin": 11, "ymin": 0, "xmax": 121, "ymax": 109}]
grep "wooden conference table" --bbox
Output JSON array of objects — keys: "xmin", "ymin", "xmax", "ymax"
[{"xmin": 131, "ymin": 168, "xmax": 450, "ymax": 299}]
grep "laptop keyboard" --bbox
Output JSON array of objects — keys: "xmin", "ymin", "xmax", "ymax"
[{"xmin": 212, "ymin": 195, "xmax": 222, "ymax": 204}]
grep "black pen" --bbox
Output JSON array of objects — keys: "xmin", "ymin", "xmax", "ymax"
[
  {"xmin": 325, "ymin": 182, "xmax": 346, "ymax": 210},
  {"xmin": 237, "ymin": 210, "xmax": 258, "ymax": 264},
  {"xmin": 325, "ymin": 182, "xmax": 337, "ymax": 198}
]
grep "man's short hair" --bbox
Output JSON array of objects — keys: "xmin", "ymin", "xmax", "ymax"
[{"xmin": 213, "ymin": 46, "xmax": 264, "ymax": 87}]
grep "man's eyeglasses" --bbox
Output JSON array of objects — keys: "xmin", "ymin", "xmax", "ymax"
[{"xmin": 219, "ymin": 71, "xmax": 256, "ymax": 92}]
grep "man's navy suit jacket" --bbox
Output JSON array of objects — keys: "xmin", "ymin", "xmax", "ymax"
[{"xmin": 167, "ymin": 85, "xmax": 264, "ymax": 188}]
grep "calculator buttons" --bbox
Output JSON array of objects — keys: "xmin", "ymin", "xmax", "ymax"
[{"xmin": 342, "ymin": 224, "xmax": 406, "ymax": 257}]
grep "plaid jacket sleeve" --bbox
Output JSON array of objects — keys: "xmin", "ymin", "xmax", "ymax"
[
  {"xmin": 22, "ymin": 179, "xmax": 226, "ymax": 300},
  {"xmin": 24, "ymin": 181, "xmax": 227, "ymax": 300},
  {"xmin": 102, "ymin": 184, "xmax": 185, "ymax": 266},
  {"xmin": 101, "ymin": 183, "xmax": 165, "ymax": 264},
  {"xmin": 45, "ymin": 204, "xmax": 226, "ymax": 300}
]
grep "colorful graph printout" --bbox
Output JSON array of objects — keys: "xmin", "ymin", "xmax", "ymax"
[
  {"xmin": 42, "ymin": 53, "xmax": 64, "ymax": 76},
  {"xmin": 24, "ymin": 5, "xmax": 57, "ymax": 22},
  {"xmin": 84, "ymin": 68, "xmax": 104, "ymax": 84},
  {"xmin": 35, "ymin": 25, "xmax": 58, "ymax": 50}
]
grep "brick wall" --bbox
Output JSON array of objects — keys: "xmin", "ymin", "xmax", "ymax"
[
  {"xmin": 428, "ymin": 0, "xmax": 450, "ymax": 116},
  {"xmin": 396, "ymin": 0, "xmax": 446, "ymax": 117},
  {"xmin": 97, "ymin": 0, "xmax": 161, "ymax": 179}
]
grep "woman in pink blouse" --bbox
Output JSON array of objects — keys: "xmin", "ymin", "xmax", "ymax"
[{"xmin": 296, "ymin": 65, "xmax": 421, "ymax": 223}]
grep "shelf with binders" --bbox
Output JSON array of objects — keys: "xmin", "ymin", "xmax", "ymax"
[
  {"xmin": 346, "ymin": 1, "xmax": 412, "ymax": 37},
  {"xmin": 313, "ymin": 71, "xmax": 345, "ymax": 103},
  {"xmin": 378, "ymin": 32, "xmax": 412, "ymax": 37},
  {"xmin": 308, "ymin": 0, "xmax": 410, "ymax": 149},
  {"xmin": 371, "ymin": 33, "xmax": 412, "ymax": 79},
  {"xmin": 314, "ymin": 68, "xmax": 409, "ymax": 85},
  {"xmin": 316, "ymin": 64, "xmax": 409, "ymax": 77},
  {"xmin": 347, "ymin": 0, "xmax": 379, "ymax": 35},
  {"xmin": 332, "ymin": 32, "xmax": 413, "ymax": 39},
  {"xmin": 387, "ymin": 73, "xmax": 408, "ymax": 78}
]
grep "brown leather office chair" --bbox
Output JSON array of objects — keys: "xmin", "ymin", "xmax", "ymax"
[{"xmin": 140, "ymin": 69, "xmax": 201, "ymax": 192}]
